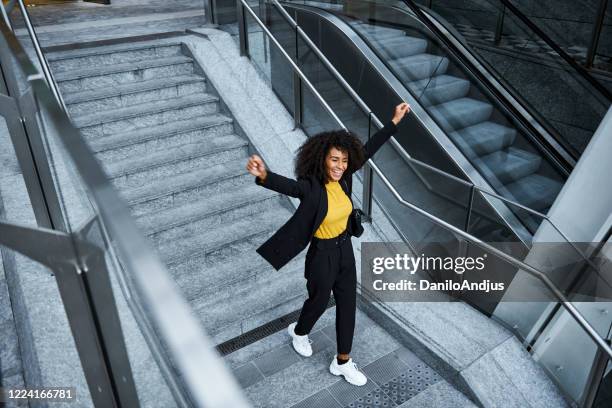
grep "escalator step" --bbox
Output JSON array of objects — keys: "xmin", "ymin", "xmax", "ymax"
[
  {"xmin": 388, "ymin": 53, "xmax": 449, "ymax": 81},
  {"xmin": 369, "ymin": 35, "xmax": 428, "ymax": 60},
  {"xmin": 428, "ymin": 97, "xmax": 492, "ymax": 131},
  {"xmin": 351, "ymin": 22, "xmax": 407, "ymax": 40},
  {"xmin": 448, "ymin": 122, "xmax": 516, "ymax": 158},
  {"xmin": 478, "ymin": 147, "xmax": 541, "ymax": 184},
  {"xmin": 504, "ymin": 174, "xmax": 562, "ymax": 211},
  {"xmin": 407, "ymin": 74, "xmax": 470, "ymax": 106}
]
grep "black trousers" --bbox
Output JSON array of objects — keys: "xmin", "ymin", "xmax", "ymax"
[{"xmin": 294, "ymin": 235, "xmax": 357, "ymax": 354}]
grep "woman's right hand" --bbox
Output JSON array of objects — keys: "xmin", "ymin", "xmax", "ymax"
[{"xmin": 247, "ymin": 154, "xmax": 267, "ymax": 180}]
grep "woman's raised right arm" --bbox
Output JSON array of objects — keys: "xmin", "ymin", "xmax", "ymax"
[{"xmin": 247, "ymin": 154, "xmax": 308, "ymax": 199}]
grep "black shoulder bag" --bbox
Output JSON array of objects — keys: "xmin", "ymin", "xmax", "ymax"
[{"xmin": 342, "ymin": 179, "xmax": 365, "ymax": 238}]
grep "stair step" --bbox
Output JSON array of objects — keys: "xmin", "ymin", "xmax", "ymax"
[
  {"xmin": 428, "ymin": 97, "xmax": 493, "ymax": 132},
  {"xmin": 193, "ymin": 262, "xmax": 306, "ymax": 343},
  {"xmin": 407, "ymin": 74, "xmax": 470, "ymax": 106},
  {"xmin": 106, "ymin": 134, "xmax": 248, "ymax": 190},
  {"xmin": 478, "ymin": 147, "xmax": 541, "ymax": 184},
  {"xmin": 505, "ymin": 174, "xmax": 562, "ymax": 211},
  {"xmin": 171, "ymin": 233, "xmax": 277, "ymax": 301},
  {"xmin": 388, "ymin": 53, "xmax": 450, "ymax": 81},
  {"xmin": 448, "ymin": 122, "xmax": 517, "ymax": 158},
  {"xmin": 75, "ymin": 93, "xmax": 218, "ymax": 138},
  {"xmin": 48, "ymin": 41, "xmax": 184, "ymax": 72},
  {"xmin": 91, "ymin": 114, "xmax": 234, "ymax": 162},
  {"xmin": 56, "ymin": 55, "xmax": 195, "ymax": 93},
  {"xmin": 158, "ymin": 207, "xmax": 292, "ymax": 266},
  {"xmin": 370, "ymin": 35, "xmax": 428, "ymax": 60},
  {"xmin": 138, "ymin": 184, "xmax": 280, "ymax": 245},
  {"xmin": 123, "ymin": 161, "xmax": 251, "ymax": 216},
  {"xmin": 65, "ymin": 75, "xmax": 207, "ymax": 116},
  {"xmin": 175, "ymin": 237, "xmax": 306, "ymax": 305}
]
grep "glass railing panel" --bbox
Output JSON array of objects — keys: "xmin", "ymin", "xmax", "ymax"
[
  {"xmin": 296, "ymin": 28, "xmax": 370, "ymax": 138},
  {"xmin": 246, "ymin": 2, "xmax": 296, "ymax": 115},
  {"xmin": 594, "ymin": 358, "xmax": 612, "ymax": 407},
  {"xmin": 425, "ymin": 0, "xmax": 610, "ymax": 155},
  {"xmin": 530, "ymin": 304, "xmax": 610, "ymax": 406}
]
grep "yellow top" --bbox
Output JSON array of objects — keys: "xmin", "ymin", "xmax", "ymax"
[{"xmin": 314, "ymin": 181, "xmax": 353, "ymax": 239}]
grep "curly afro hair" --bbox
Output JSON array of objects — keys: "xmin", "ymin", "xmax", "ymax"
[{"xmin": 294, "ymin": 130, "xmax": 366, "ymax": 184}]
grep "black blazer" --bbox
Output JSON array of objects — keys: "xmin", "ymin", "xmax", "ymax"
[{"xmin": 254, "ymin": 121, "xmax": 398, "ymax": 270}]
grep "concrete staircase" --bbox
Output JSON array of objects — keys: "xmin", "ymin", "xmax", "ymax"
[{"xmin": 47, "ymin": 38, "xmax": 308, "ymax": 347}]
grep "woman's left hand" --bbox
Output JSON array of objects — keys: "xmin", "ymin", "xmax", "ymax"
[{"xmin": 391, "ymin": 102, "xmax": 411, "ymax": 125}]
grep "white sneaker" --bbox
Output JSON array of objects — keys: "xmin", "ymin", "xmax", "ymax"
[
  {"xmin": 288, "ymin": 323, "xmax": 312, "ymax": 357},
  {"xmin": 329, "ymin": 356, "xmax": 368, "ymax": 386}
]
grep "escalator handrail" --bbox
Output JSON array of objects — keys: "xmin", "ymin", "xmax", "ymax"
[{"xmin": 241, "ymin": 0, "xmax": 612, "ymax": 361}]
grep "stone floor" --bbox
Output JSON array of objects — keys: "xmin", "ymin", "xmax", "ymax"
[{"xmin": 228, "ymin": 308, "xmax": 475, "ymax": 408}]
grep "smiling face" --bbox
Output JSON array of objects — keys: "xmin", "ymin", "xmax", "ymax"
[{"xmin": 325, "ymin": 146, "xmax": 348, "ymax": 182}]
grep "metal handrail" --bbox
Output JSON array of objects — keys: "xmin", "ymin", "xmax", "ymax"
[
  {"xmin": 0, "ymin": 17, "xmax": 251, "ymax": 408},
  {"xmin": 239, "ymin": 0, "xmax": 612, "ymax": 361},
  {"xmin": 0, "ymin": 2, "xmax": 12, "ymax": 31},
  {"xmin": 14, "ymin": 0, "xmax": 67, "ymax": 112}
]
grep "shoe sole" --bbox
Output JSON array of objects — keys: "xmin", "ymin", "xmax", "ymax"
[{"xmin": 329, "ymin": 365, "xmax": 367, "ymax": 386}]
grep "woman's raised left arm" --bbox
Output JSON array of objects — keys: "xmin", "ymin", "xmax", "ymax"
[{"xmin": 362, "ymin": 102, "xmax": 410, "ymax": 162}]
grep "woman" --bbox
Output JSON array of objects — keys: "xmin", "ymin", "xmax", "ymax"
[{"xmin": 246, "ymin": 102, "xmax": 410, "ymax": 386}]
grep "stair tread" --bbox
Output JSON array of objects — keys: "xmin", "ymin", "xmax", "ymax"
[
  {"xmin": 54, "ymin": 55, "xmax": 193, "ymax": 82},
  {"xmin": 63, "ymin": 74, "xmax": 205, "ymax": 105},
  {"xmin": 104, "ymin": 133, "xmax": 247, "ymax": 178},
  {"xmin": 173, "ymin": 238, "xmax": 300, "ymax": 302},
  {"xmin": 193, "ymin": 259, "xmax": 305, "ymax": 334},
  {"xmin": 138, "ymin": 183, "xmax": 278, "ymax": 236},
  {"xmin": 122, "ymin": 160, "xmax": 246, "ymax": 205},
  {"xmin": 46, "ymin": 39, "xmax": 185, "ymax": 62},
  {"xmin": 89, "ymin": 113, "xmax": 233, "ymax": 153},
  {"xmin": 73, "ymin": 93, "xmax": 217, "ymax": 128},
  {"xmin": 449, "ymin": 121, "xmax": 516, "ymax": 157},
  {"xmin": 158, "ymin": 207, "xmax": 292, "ymax": 265}
]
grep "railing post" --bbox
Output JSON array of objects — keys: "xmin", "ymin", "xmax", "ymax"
[
  {"xmin": 237, "ymin": 2, "xmax": 248, "ymax": 57},
  {"xmin": 0, "ymin": 221, "xmax": 140, "ymax": 407},
  {"xmin": 204, "ymin": 0, "xmax": 216, "ymax": 25},
  {"xmin": 362, "ymin": 113, "xmax": 374, "ymax": 221},
  {"xmin": 494, "ymin": 1, "xmax": 506, "ymax": 45},
  {"xmin": 464, "ymin": 184, "xmax": 475, "ymax": 232},
  {"xmin": 586, "ymin": 0, "xmax": 608, "ymax": 68},
  {"xmin": 293, "ymin": 24, "xmax": 302, "ymax": 129}
]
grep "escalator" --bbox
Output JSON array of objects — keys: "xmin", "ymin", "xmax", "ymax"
[{"xmin": 266, "ymin": 0, "xmax": 610, "ymax": 242}]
